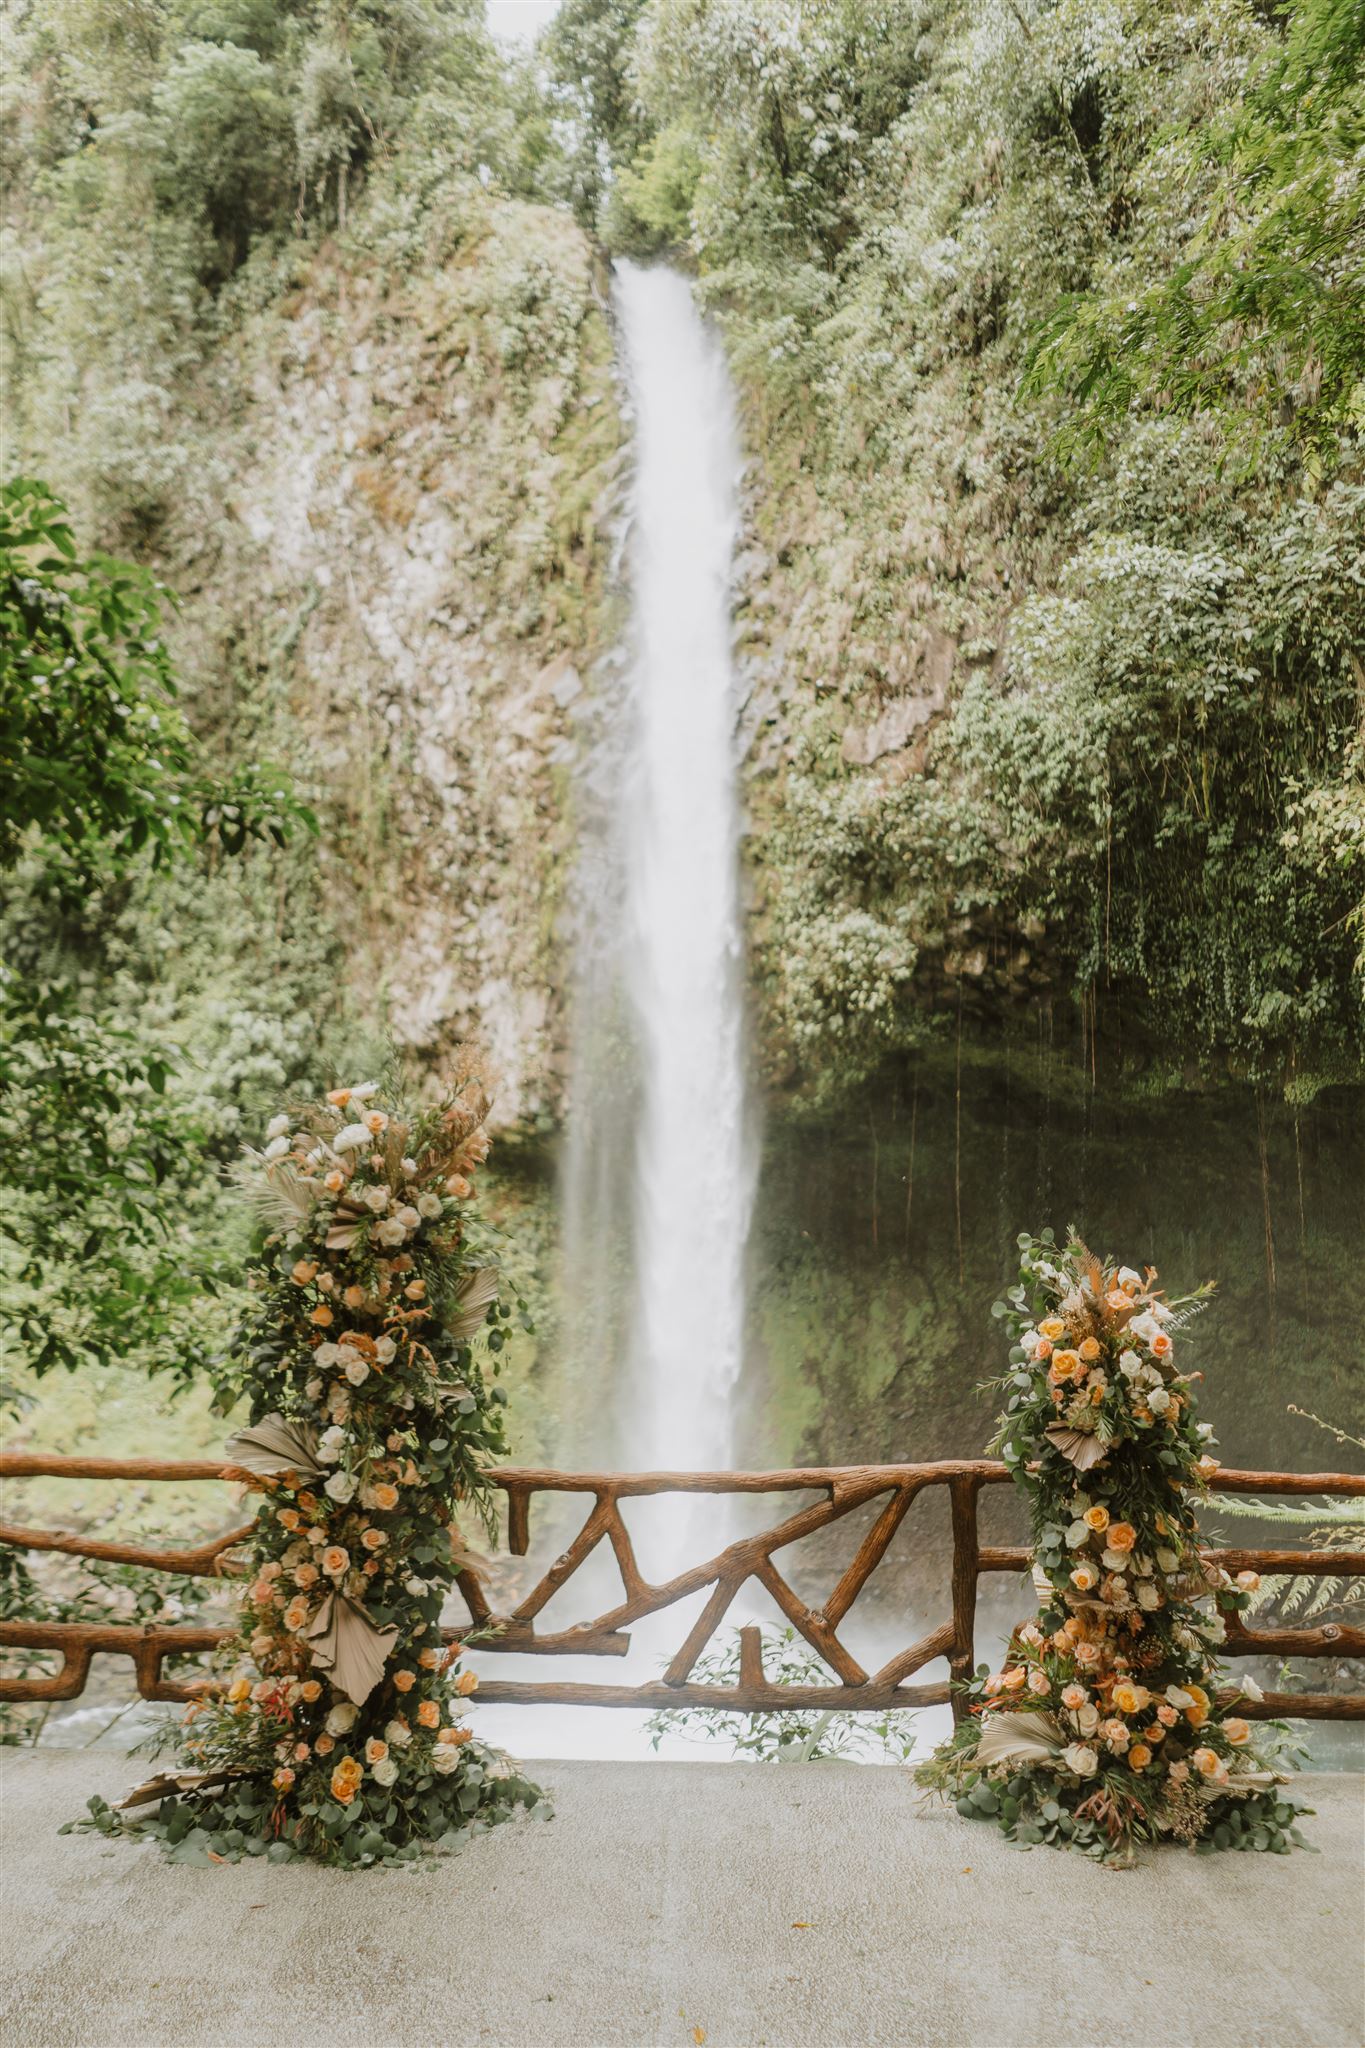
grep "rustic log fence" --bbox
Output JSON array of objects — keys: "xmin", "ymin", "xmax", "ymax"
[{"xmin": 2, "ymin": 1454, "xmax": 1362, "ymax": 1721}]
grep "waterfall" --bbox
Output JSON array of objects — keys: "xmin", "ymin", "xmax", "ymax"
[
  {"xmin": 474, "ymin": 264, "xmax": 752, "ymax": 1756},
  {"xmin": 613, "ymin": 259, "xmax": 754, "ymax": 1484}
]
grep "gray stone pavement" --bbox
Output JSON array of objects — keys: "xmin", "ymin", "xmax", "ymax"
[{"xmin": 1, "ymin": 1750, "xmax": 1361, "ymax": 2048}]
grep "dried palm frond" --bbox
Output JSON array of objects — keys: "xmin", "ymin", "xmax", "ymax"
[
  {"xmin": 228, "ymin": 1154, "xmax": 318, "ymax": 1232},
  {"xmin": 450, "ymin": 1267, "xmax": 500, "ymax": 1341}
]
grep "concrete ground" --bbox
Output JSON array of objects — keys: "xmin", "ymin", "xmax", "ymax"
[{"xmin": 1, "ymin": 1751, "xmax": 1361, "ymax": 2048}]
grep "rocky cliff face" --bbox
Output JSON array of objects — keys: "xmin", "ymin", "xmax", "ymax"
[
  {"xmin": 8, "ymin": 187, "xmax": 623, "ymax": 1126},
  {"xmin": 146, "ymin": 197, "xmax": 624, "ymax": 1123}
]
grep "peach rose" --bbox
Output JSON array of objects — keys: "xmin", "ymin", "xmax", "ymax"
[
  {"xmin": 294, "ymin": 1741, "xmax": 312, "ymax": 1762},
  {"xmin": 417, "ymin": 1699, "xmax": 441, "ymax": 1728},
  {"xmin": 370, "ymin": 1483, "xmax": 399, "ymax": 1512},
  {"xmin": 343, "ymin": 1285, "xmax": 367, "ymax": 1310},
  {"xmin": 1070, "ymin": 1564, "xmax": 1098, "ymax": 1591},
  {"xmin": 300, "ymin": 1679, "xmax": 322, "ymax": 1703},
  {"xmin": 1112, "ymin": 1681, "xmax": 1149, "ymax": 1716},
  {"xmin": 361, "ymin": 1528, "xmax": 387, "ymax": 1551},
  {"xmin": 1150, "ymin": 1330, "xmax": 1173, "ymax": 1358},
  {"xmin": 272, "ymin": 1766, "xmax": 295, "ymax": 1791},
  {"xmin": 315, "ymin": 1732, "xmax": 335, "ymax": 1756},
  {"xmin": 418, "ymin": 1648, "xmax": 441, "ymax": 1672},
  {"xmin": 1156, "ymin": 1703, "xmax": 1178, "ymax": 1727},
  {"xmin": 1061, "ymin": 1683, "xmax": 1088, "ymax": 1711},
  {"xmin": 1078, "ymin": 1336, "xmax": 1101, "ymax": 1362},
  {"xmin": 1192, "ymin": 1746, "xmax": 1226, "ymax": 1781},
  {"xmin": 365, "ymin": 1738, "xmax": 389, "ymax": 1764},
  {"xmin": 1222, "ymin": 1718, "xmax": 1251, "ymax": 1747},
  {"xmin": 393, "ymin": 1669, "xmax": 416, "ymax": 1693},
  {"xmin": 1082, "ymin": 1505, "xmax": 1110, "ymax": 1533},
  {"xmin": 322, "ymin": 1546, "xmax": 350, "ymax": 1577},
  {"xmin": 291, "ymin": 1260, "xmax": 318, "ymax": 1286},
  {"xmin": 1050, "ymin": 1350, "xmax": 1082, "ymax": 1382},
  {"xmin": 283, "ymin": 1598, "xmax": 310, "ymax": 1633},
  {"xmin": 1236, "ymin": 1570, "xmax": 1261, "ymax": 1592},
  {"xmin": 1001, "ymin": 1666, "xmax": 1028, "ymax": 1692},
  {"xmin": 1105, "ymin": 1523, "xmax": 1137, "ymax": 1554},
  {"xmin": 325, "ymin": 1168, "xmax": 346, "ymax": 1193}
]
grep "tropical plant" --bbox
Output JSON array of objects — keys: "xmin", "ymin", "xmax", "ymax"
[{"xmin": 0, "ymin": 478, "xmax": 314, "ymax": 1395}]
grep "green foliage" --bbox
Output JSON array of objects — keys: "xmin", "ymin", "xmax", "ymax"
[
  {"xmin": 151, "ymin": 39, "xmax": 293, "ymax": 278},
  {"xmin": 644, "ymin": 1624, "xmax": 919, "ymax": 1760},
  {"xmin": 1025, "ymin": 0, "xmax": 1365, "ymax": 464},
  {"xmin": 0, "ymin": 479, "xmax": 307, "ymax": 870},
  {"xmin": 0, "ymin": 481, "xmax": 320, "ymax": 1396}
]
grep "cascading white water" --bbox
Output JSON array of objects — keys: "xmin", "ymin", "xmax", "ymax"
[
  {"xmin": 614, "ymin": 260, "xmax": 754, "ymax": 1487},
  {"xmin": 470, "ymin": 264, "xmax": 753, "ymax": 1757}
]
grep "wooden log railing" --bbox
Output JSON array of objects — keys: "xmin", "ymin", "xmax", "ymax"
[{"xmin": 1, "ymin": 1455, "xmax": 1362, "ymax": 1721}]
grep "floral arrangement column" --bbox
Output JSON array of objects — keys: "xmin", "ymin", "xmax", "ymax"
[
  {"xmin": 916, "ymin": 1230, "xmax": 1312, "ymax": 1863},
  {"xmin": 93, "ymin": 1080, "xmax": 544, "ymax": 1867}
]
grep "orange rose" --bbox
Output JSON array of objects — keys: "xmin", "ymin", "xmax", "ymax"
[
  {"xmin": 310, "ymin": 1304, "xmax": 334, "ymax": 1327},
  {"xmin": 1222, "ymin": 1718, "xmax": 1251, "ymax": 1746},
  {"xmin": 393, "ymin": 1669, "xmax": 416, "ymax": 1693},
  {"xmin": 1192, "ymin": 1746, "xmax": 1225, "ymax": 1780},
  {"xmin": 361, "ymin": 1528, "xmax": 387, "ymax": 1551},
  {"xmin": 1039, "ymin": 1317, "xmax": 1065, "ymax": 1341},
  {"xmin": 1082, "ymin": 1505, "xmax": 1110, "ymax": 1533},
  {"xmin": 343, "ymin": 1285, "xmax": 367, "ymax": 1310},
  {"xmin": 418, "ymin": 1648, "xmax": 441, "ymax": 1672},
  {"xmin": 1112, "ymin": 1681, "xmax": 1149, "ymax": 1716},
  {"xmin": 1126, "ymin": 1744, "xmax": 1152, "ymax": 1770},
  {"xmin": 455, "ymin": 1670, "xmax": 478, "ymax": 1697},
  {"xmin": 322, "ymin": 1546, "xmax": 350, "ymax": 1577},
  {"xmin": 278, "ymin": 1509, "xmax": 301, "ymax": 1531},
  {"xmin": 1050, "ymin": 1350, "xmax": 1081, "ymax": 1382},
  {"xmin": 291, "ymin": 1260, "xmax": 318, "ymax": 1286},
  {"xmin": 1106, "ymin": 1523, "xmax": 1137, "ymax": 1553},
  {"xmin": 330, "ymin": 1757, "xmax": 364, "ymax": 1804},
  {"xmin": 1078, "ymin": 1336, "xmax": 1101, "ymax": 1362},
  {"xmin": 1150, "ymin": 1330, "xmax": 1173, "ymax": 1358},
  {"xmin": 370, "ymin": 1483, "xmax": 399, "ymax": 1512},
  {"xmin": 417, "ymin": 1699, "xmax": 441, "ymax": 1728},
  {"xmin": 299, "ymin": 1680, "xmax": 322, "ymax": 1704}
]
